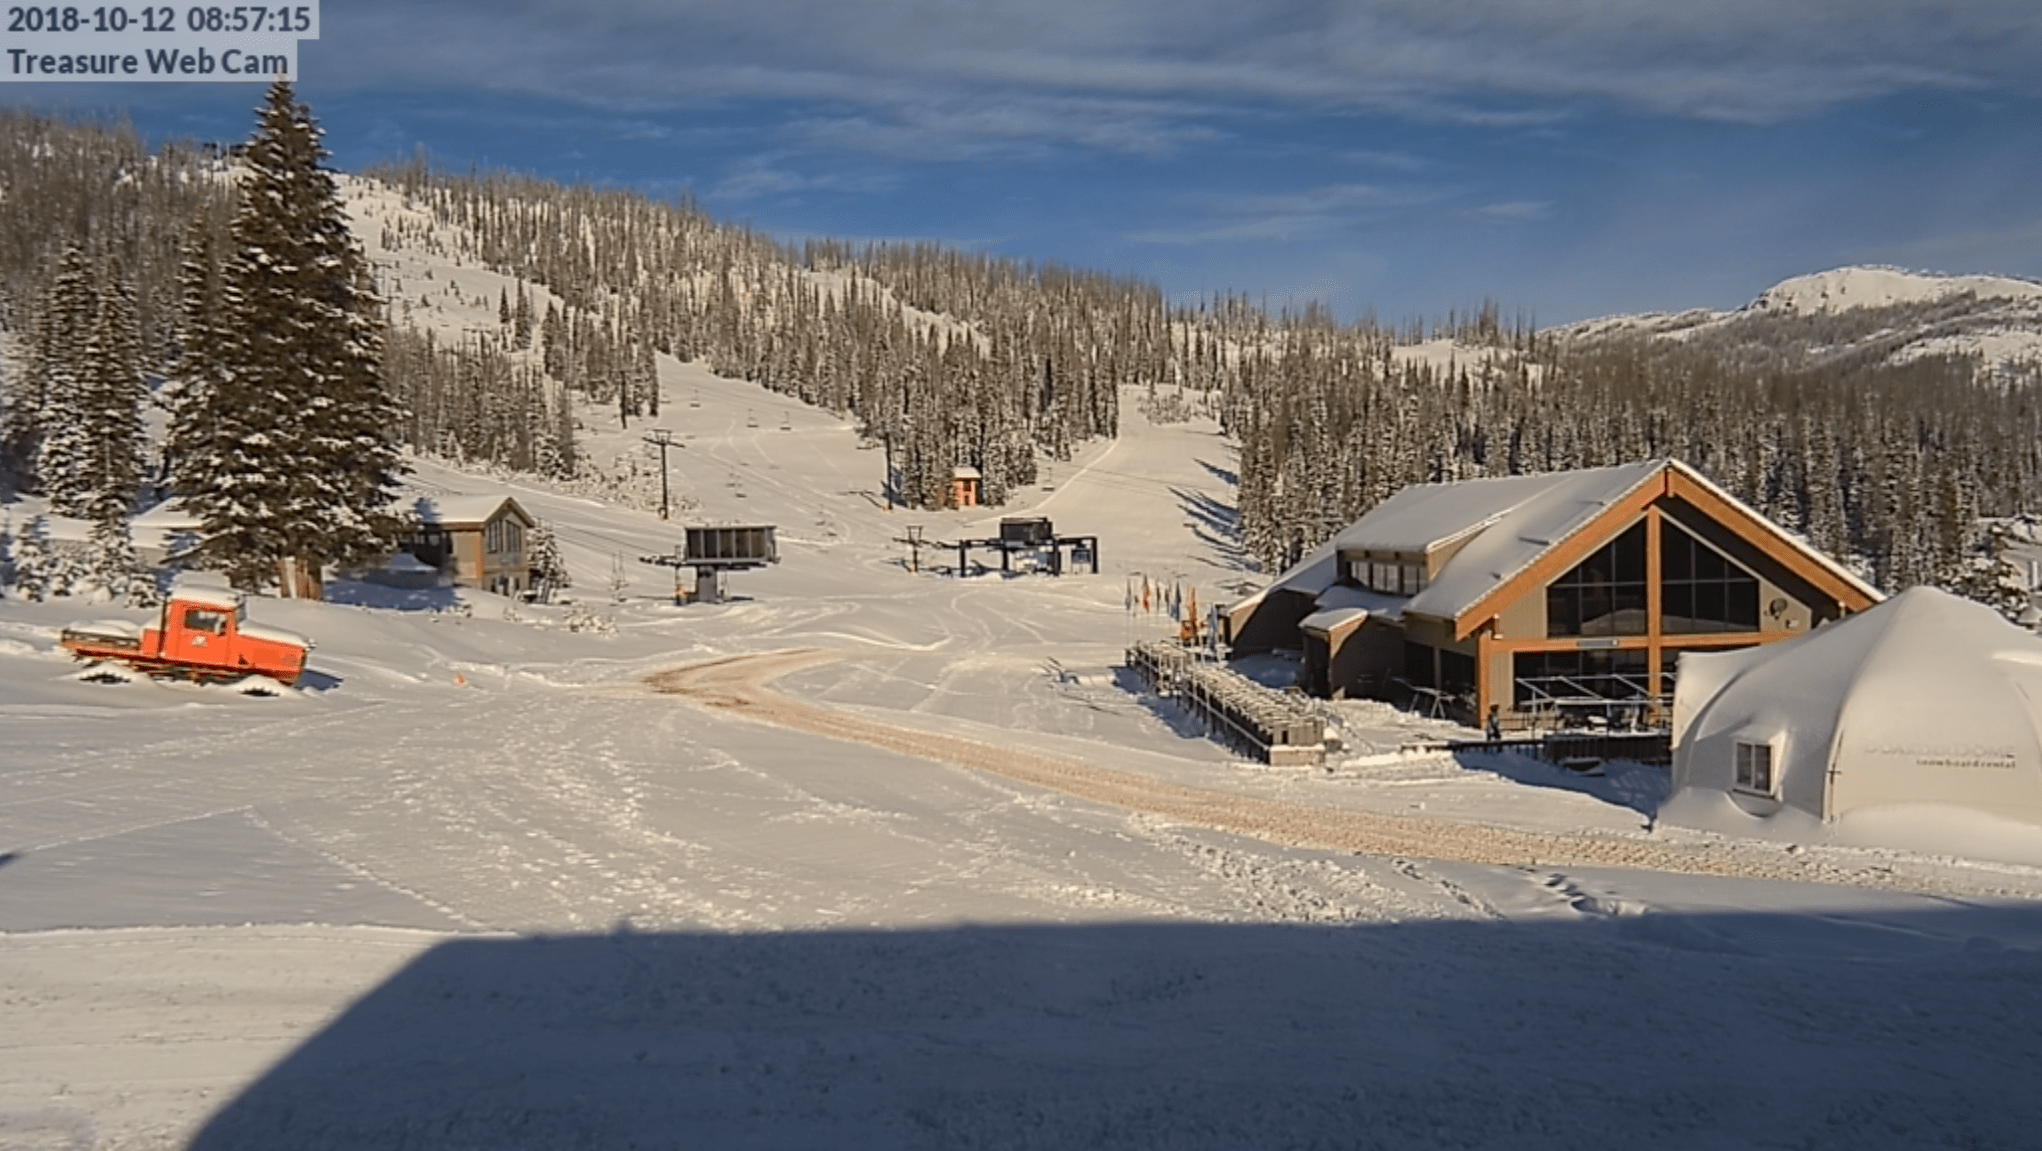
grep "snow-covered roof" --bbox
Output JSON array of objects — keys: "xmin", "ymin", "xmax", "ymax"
[
  {"xmin": 169, "ymin": 571, "xmax": 242, "ymax": 610},
  {"xmin": 1334, "ymin": 464, "xmax": 1657, "ymax": 558},
  {"xmin": 1244, "ymin": 459, "xmax": 1878, "ymax": 632},
  {"xmin": 1312, "ymin": 583, "xmax": 1408, "ymax": 620},
  {"xmin": 411, "ymin": 494, "xmax": 533, "ymax": 528},
  {"xmin": 1403, "ymin": 461, "xmax": 1666, "ymax": 621},
  {"xmin": 1299, "ymin": 606, "xmax": 1370, "ymax": 635}
]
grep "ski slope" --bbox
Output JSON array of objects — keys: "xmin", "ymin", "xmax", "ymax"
[{"xmin": 4, "ymin": 366, "xmax": 2042, "ymax": 1145}]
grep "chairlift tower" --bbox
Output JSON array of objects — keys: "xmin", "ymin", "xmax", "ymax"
[{"xmin": 643, "ymin": 428, "xmax": 680, "ymax": 520}]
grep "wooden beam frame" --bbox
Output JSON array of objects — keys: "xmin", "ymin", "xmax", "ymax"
[
  {"xmin": 1663, "ymin": 468, "xmax": 1879, "ymax": 613},
  {"xmin": 1454, "ymin": 471, "xmax": 1666, "ymax": 641},
  {"xmin": 1454, "ymin": 461, "xmax": 1879, "ymax": 643}
]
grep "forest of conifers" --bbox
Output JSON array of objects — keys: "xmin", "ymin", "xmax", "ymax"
[{"xmin": 2, "ymin": 107, "xmax": 2037, "ymax": 604}]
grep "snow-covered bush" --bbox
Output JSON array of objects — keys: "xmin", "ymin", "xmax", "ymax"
[{"xmin": 563, "ymin": 605, "xmax": 615, "ymax": 635}]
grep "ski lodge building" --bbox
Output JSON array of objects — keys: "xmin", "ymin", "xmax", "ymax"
[
  {"xmin": 1222, "ymin": 459, "xmax": 1881, "ymax": 728},
  {"xmin": 398, "ymin": 494, "xmax": 537, "ymax": 596}
]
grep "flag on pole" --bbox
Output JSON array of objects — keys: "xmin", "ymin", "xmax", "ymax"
[
  {"xmin": 1124, "ymin": 578, "xmax": 1134, "ymax": 614},
  {"xmin": 1141, "ymin": 577, "xmax": 1151, "ymax": 614}
]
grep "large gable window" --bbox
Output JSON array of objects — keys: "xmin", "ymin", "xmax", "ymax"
[
  {"xmin": 1546, "ymin": 521, "xmax": 1647, "ymax": 637},
  {"xmin": 1662, "ymin": 520, "xmax": 1760, "ymax": 634}
]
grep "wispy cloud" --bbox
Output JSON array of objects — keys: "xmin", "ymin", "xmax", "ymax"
[
  {"xmin": 785, "ymin": 96, "xmax": 1221, "ymax": 161},
  {"xmin": 1131, "ymin": 182, "xmax": 1447, "ymax": 245},
  {"xmin": 323, "ymin": 0, "xmax": 2042, "ymax": 149},
  {"xmin": 708, "ymin": 153, "xmax": 899, "ymax": 202},
  {"xmin": 1478, "ymin": 200, "xmax": 1551, "ymax": 222}
]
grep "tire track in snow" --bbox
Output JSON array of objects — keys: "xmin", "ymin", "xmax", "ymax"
[{"xmin": 649, "ymin": 649, "xmax": 2008, "ymax": 897}]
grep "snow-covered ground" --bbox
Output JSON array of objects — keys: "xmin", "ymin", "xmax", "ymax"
[{"xmin": 6, "ymin": 360, "xmax": 2042, "ymax": 1144}]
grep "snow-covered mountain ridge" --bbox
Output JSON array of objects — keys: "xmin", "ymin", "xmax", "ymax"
[
  {"xmin": 1563, "ymin": 265, "xmax": 2042, "ymax": 380},
  {"xmin": 1747, "ymin": 266, "xmax": 2042, "ymax": 316}
]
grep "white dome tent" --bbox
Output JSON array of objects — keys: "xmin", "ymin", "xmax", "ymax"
[{"xmin": 1663, "ymin": 586, "xmax": 2042, "ymax": 863}]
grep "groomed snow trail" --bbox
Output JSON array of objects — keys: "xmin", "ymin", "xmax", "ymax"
[{"xmin": 652, "ymin": 649, "xmax": 1981, "ymax": 895}]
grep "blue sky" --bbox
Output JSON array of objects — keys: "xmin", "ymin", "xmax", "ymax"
[{"xmin": 8, "ymin": 0, "xmax": 2042, "ymax": 324}]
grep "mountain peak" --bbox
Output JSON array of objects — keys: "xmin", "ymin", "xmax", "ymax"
[{"xmin": 1746, "ymin": 265, "xmax": 2042, "ymax": 317}]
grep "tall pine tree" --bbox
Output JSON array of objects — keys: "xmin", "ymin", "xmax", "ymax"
[
  {"xmin": 173, "ymin": 80, "xmax": 404, "ymax": 596},
  {"xmin": 77, "ymin": 257, "xmax": 147, "ymax": 529},
  {"xmin": 24, "ymin": 244, "xmax": 98, "ymax": 508}
]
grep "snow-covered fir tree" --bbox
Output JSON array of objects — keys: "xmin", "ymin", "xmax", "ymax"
[
  {"xmin": 163, "ymin": 216, "xmax": 229, "ymax": 503},
  {"xmin": 76, "ymin": 259, "xmax": 148, "ymax": 529},
  {"xmin": 528, "ymin": 519, "xmax": 569, "ymax": 603},
  {"xmin": 82, "ymin": 514, "xmax": 156, "ymax": 606},
  {"xmin": 9, "ymin": 514, "xmax": 59, "ymax": 600},
  {"xmin": 172, "ymin": 80, "xmax": 405, "ymax": 596},
  {"xmin": 24, "ymin": 244, "xmax": 98, "ymax": 508}
]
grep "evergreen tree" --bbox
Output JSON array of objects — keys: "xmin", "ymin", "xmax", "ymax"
[
  {"xmin": 76, "ymin": 258, "xmax": 147, "ymax": 530},
  {"xmin": 83, "ymin": 514, "xmax": 156, "ymax": 606},
  {"xmin": 528, "ymin": 519, "xmax": 569, "ymax": 603},
  {"xmin": 10, "ymin": 514, "xmax": 57, "ymax": 600},
  {"xmin": 173, "ymin": 80, "xmax": 405, "ymax": 596},
  {"xmin": 164, "ymin": 216, "xmax": 229, "ymax": 502},
  {"xmin": 28, "ymin": 244, "xmax": 99, "ymax": 510}
]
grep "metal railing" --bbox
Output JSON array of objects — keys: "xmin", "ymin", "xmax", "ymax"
[{"xmin": 1128, "ymin": 641, "xmax": 1325, "ymax": 767}]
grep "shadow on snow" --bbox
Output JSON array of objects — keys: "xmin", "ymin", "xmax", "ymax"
[
  {"xmin": 1446, "ymin": 747, "xmax": 1670, "ymax": 819},
  {"xmin": 185, "ymin": 912, "xmax": 2042, "ymax": 1151}
]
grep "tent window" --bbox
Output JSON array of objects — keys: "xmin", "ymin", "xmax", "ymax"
[{"xmin": 1734, "ymin": 740, "xmax": 1775, "ymax": 795}]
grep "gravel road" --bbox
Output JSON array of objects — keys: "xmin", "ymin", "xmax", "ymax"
[{"xmin": 650, "ymin": 649, "xmax": 2039, "ymax": 898}]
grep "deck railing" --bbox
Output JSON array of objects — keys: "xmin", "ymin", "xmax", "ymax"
[{"xmin": 1127, "ymin": 641, "xmax": 1325, "ymax": 767}]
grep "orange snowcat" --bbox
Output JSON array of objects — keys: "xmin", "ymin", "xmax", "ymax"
[{"xmin": 59, "ymin": 575, "xmax": 313, "ymax": 687}]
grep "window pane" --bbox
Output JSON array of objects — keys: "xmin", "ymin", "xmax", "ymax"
[
  {"xmin": 1614, "ymin": 522, "xmax": 1647, "ymax": 583},
  {"xmin": 1663, "ymin": 524, "xmax": 1693, "ymax": 580},
  {"xmin": 1548, "ymin": 586, "xmax": 1580, "ymax": 637},
  {"xmin": 1753, "ymin": 746, "xmax": 1774, "ymax": 792},
  {"xmin": 1663, "ymin": 584, "xmax": 1694, "ymax": 634},
  {"xmin": 1613, "ymin": 584, "xmax": 1648, "ymax": 635},
  {"xmin": 1727, "ymin": 579, "xmax": 1760, "ymax": 630},
  {"xmin": 1694, "ymin": 542, "xmax": 1726, "ymax": 581},
  {"xmin": 1696, "ymin": 582, "xmax": 1727, "ymax": 630},
  {"xmin": 1580, "ymin": 587, "xmax": 1614, "ymax": 636},
  {"xmin": 1404, "ymin": 641, "xmax": 1435, "ymax": 688},
  {"xmin": 1441, "ymin": 649, "xmax": 1476, "ymax": 695}
]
